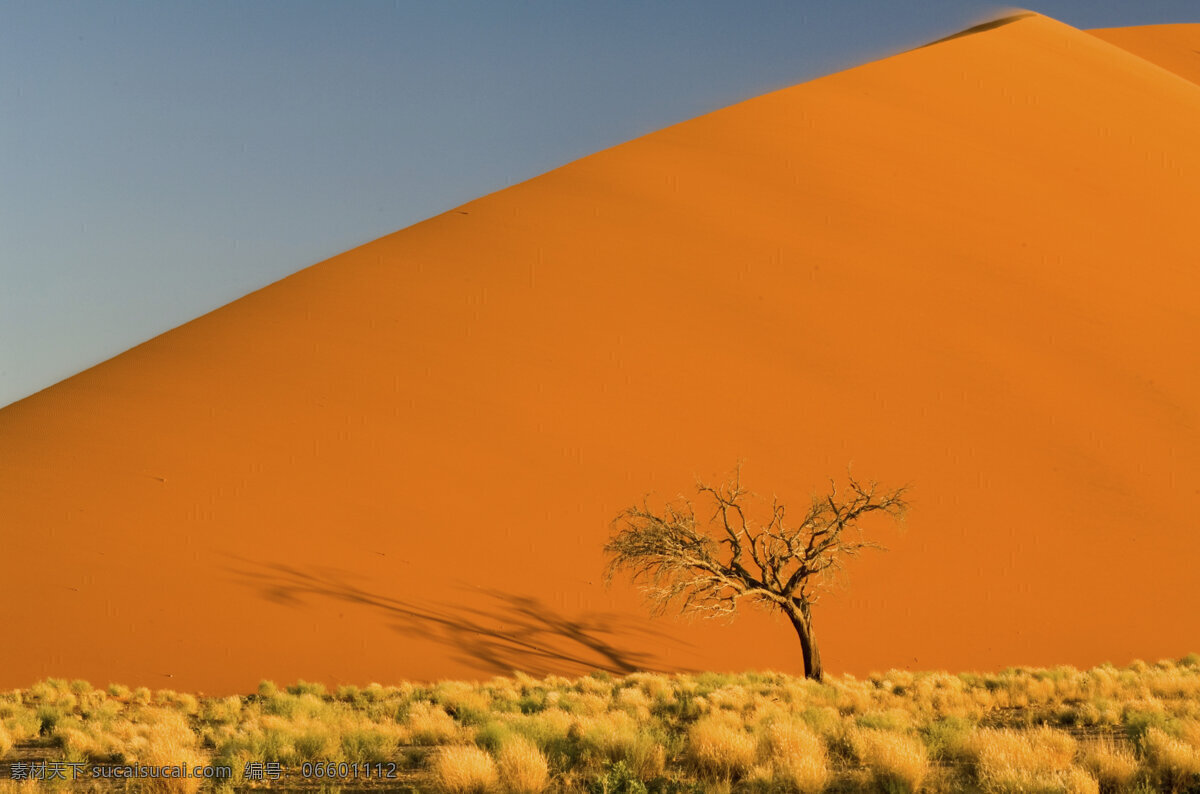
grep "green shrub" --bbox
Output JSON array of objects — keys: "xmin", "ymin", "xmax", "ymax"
[
  {"xmin": 1125, "ymin": 709, "xmax": 1177, "ymax": 745},
  {"xmin": 856, "ymin": 709, "xmax": 911, "ymax": 732},
  {"xmin": 286, "ymin": 680, "xmax": 327, "ymax": 697},
  {"xmin": 293, "ymin": 729, "xmax": 334, "ymax": 761},
  {"xmin": 340, "ymin": 728, "xmax": 397, "ymax": 763},
  {"xmin": 590, "ymin": 760, "xmax": 648, "ymax": 794},
  {"xmin": 36, "ymin": 705, "xmax": 64, "ymax": 735},
  {"xmin": 920, "ymin": 716, "xmax": 975, "ymax": 761}
]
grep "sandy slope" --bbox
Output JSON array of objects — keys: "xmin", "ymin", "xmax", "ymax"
[
  {"xmin": 1088, "ymin": 23, "xmax": 1200, "ymax": 86},
  {"xmin": 2, "ymin": 13, "xmax": 1199, "ymax": 694}
]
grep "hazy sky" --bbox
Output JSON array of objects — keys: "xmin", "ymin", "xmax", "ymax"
[{"xmin": 2, "ymin": 1, "xmax": 1195, "ymax": 408}]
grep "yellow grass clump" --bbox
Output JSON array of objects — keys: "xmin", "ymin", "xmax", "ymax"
[
  {"xmin": 496, "ymin": 734, "xmax": 550, "ymax": 793},
  {"xmin": 432, "ymin": 744, "xmax": 500, "ymax": 793},
  {"xmin": 577, "ymin": 710, "xmax": 666, "ymax": 778},
  {"xmin": 966, "ymin": 726, "xmax": 1081, "ymax": 793},
  {"xmin": 625, "ymin": 672, "xmax": 673, "ymax": 701},
  {"xmin": 848, "ymin": 726, "xmax": 929, "ymax": 793},
  {"xmin": 406, "ymin": 700, "xmax": 461, "ymax": 745},
  {"xmin": 706, "ymin": 684, "xmax": 751, "ymax": 712},
  {"xmin": 614, "ymin": 685, "xmax": 652, "ymax": 717},
  {"xmin": 1141, "ymin": 726, "xmax": 1200, "ymax": 790},
  {"xmin": 123, "ymin": 709, "xmax": 208, "ymax": 794},
  {"xmin": 1060, "ymin": 766, "xmax": 1101, "ymax": 794},
  {"xmin": 562, "ymin": 691, "xmax": 610, "ymax": 717},
  {"xmin": 1177, "ymin": 718, "xmax": 1200, "ymax": 748},
  {"xmin": 438, "ymin": 680, "xmax": 495, "ymax": 720},
  {"xmin": 575, "ymin": 675, "xmax": 613, "ymax": 697},
  {"xmin": 688, "ymin": 712, "xmax": 757, "ymax": 778},
  {"xmin": 201, "ymin": 695, "xmax": 242, "ymax": 725},
  {"xmin": 518, "ymin": 707, "xmax": 574, "ymax": 745},
  {"xmin": 339, "ymin": 722, "xmax": 405, "ymax": 764},
  {"xmin": 1080, "ymin": 736, "xmax": 1141, "ymax": 791},
  {"xmin": 759, "ymin": 719, "xmax": 830, "ymax": 793}
]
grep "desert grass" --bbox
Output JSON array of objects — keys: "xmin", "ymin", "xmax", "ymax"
[
  {"xmin": 688, "ymin": 712, "xmax": 757, "ymax": 779},
  {"xmin": 2, "ymin": 658, "xmax": 1200, "ymax": 790},
  {"xmin": 1081, "ymin": 735, "xmax": 1140, "ymax": 792},
  {"xmin": 496, "ymin": 735, "xmax": 550, "ymax": 793},
  {"xmin": 962, "ymin": 725, "xmax": 1086, "ymax": 792},
  {"xmin": 0, "ymin": 783, "xmax": 42, "ymax": 794},
  {"xmin": 756, "ymin": 719, "xmax": 829, "ymax": 792},
  {"xmin": 847, "ymin": 726, "xmax": 930, "ymax": 793},
  {"xmin": 431, "ymin": 744, "xmax": 498, "ymax": 792},
  {"xmin": 1140, "ymin": 725, "xmax": 1200, "ymax": 792}
]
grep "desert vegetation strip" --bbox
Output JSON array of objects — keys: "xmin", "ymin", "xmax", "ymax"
[{"xmin": 3, "ymin": 658, "xmax": 1200, "ymax": 792}]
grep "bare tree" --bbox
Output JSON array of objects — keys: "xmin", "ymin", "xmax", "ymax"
[{"xmin": 604, "ymin": 466, "xmax": 908, "ymax": 681}]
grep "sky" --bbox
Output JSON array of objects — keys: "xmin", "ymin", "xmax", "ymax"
[{"xmin": 2, "ymin": 1, "xmax": 1196, "ymax": 408}]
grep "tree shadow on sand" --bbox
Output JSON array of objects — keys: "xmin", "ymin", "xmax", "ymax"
[{"xmin": 227, "ymin": 561, "xmax": 696, "ymax": 679}]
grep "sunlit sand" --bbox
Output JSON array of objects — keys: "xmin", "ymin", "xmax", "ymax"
[{"xmin": 1, "ymin": 14, "xmax": 1198, "ymax": 696}]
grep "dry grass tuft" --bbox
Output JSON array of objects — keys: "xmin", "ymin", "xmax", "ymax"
[
  {"xmin": 626, "ymin": 672, "xmax": 673, "ymax": 701},
  {"xmin": 432, "ymin": 744, "xmax": 499, "ymax": 793},
  {"xmin": 496, "ymin": 734, "xmax": 550, "ymax": 793},
  {"xmin": 759, "ymin": 719, "xmax": 830, "ymax": 793},
  {"xmin": 124, "ymin": 709, "xmax": 207, "ymax": 793},
  {"xmin": 1180, "ymin": 719, "xmax": 1200, "ymax": 748},
  {"xmin": 688, "ymin": 712, "xmax": 757, "ymax": 778},
  {"xmin": 966, "ymin": 726, "xmax": 1082, "ymax": 793},
  {"xmin": 848, "ymin": 727, "xmax": 929, "ymax": 793},
  {"xmin": 577, "ymin": 710, "xmax": 665, "ymax": 778},
  {"xmin": 1141, "ymin": 726, "xmax": 1200, "ymax": 790},
  {"xmin": 406, "ymin": 701, "xmax": 461, "ymax": 745},
  {"xmin": 614, "ymin": 685, "xmax": 652, "ymax": 717},
  {"xmin": 1061, "ymin": 766, "xmax": 1101, "ymax": 794},
  {"xmin": 1080, "ymin": 736, "xmax": 1140, "ymax": 792}
]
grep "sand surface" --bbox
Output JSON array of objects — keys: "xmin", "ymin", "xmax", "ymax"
[
  {"xmin": 2, "ymin": 14, "xmax": 1199, "ymax": 695},
  {"xmin": 1088, "ymin": 23, "xmax": 1200, "ymax": 86}
]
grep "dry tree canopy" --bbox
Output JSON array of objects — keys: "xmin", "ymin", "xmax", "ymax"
[{"xmin": 604, "ymin": 466, "xmax": 909, "ymax": 621}]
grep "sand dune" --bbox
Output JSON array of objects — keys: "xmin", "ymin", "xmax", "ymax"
[
  {"xmin": 2, "ymin": 13, "xmax": 1199, "ymax": 694},
  {"xmin": 1088, "ymin": 23, "xmax": 1200, "ymax": 86}
]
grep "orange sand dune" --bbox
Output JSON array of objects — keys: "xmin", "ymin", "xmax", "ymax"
[
  {"xmin": 1088, "ymin": 23, "xmax": 1200, "ymax": 86},
  {"xmin": 3, "ymin": 13, "xmax": 1200, "ymax": 695}
]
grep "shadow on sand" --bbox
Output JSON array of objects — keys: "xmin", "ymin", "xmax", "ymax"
[
  {"xmin": 917, "ymin": 12, "xmax": 1038, "ymax": 50},
  {"xmin": 227, "ymin": 561, "xmax": 696, "ymax": 679}
]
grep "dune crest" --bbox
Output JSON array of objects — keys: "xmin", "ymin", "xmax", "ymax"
[{"xmin": 2, "ymin": 13, "xmax": 1199, "ymax": 694}]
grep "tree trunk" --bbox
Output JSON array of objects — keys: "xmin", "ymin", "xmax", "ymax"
[{"xmin": 787, "ymin": 601, "xmax": 823, "ymax": 681}]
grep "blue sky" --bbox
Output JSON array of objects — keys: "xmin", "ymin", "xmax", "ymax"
[{"xmin": 2, "ymin": 1, "xmax": 1195, "ymax": 408}]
